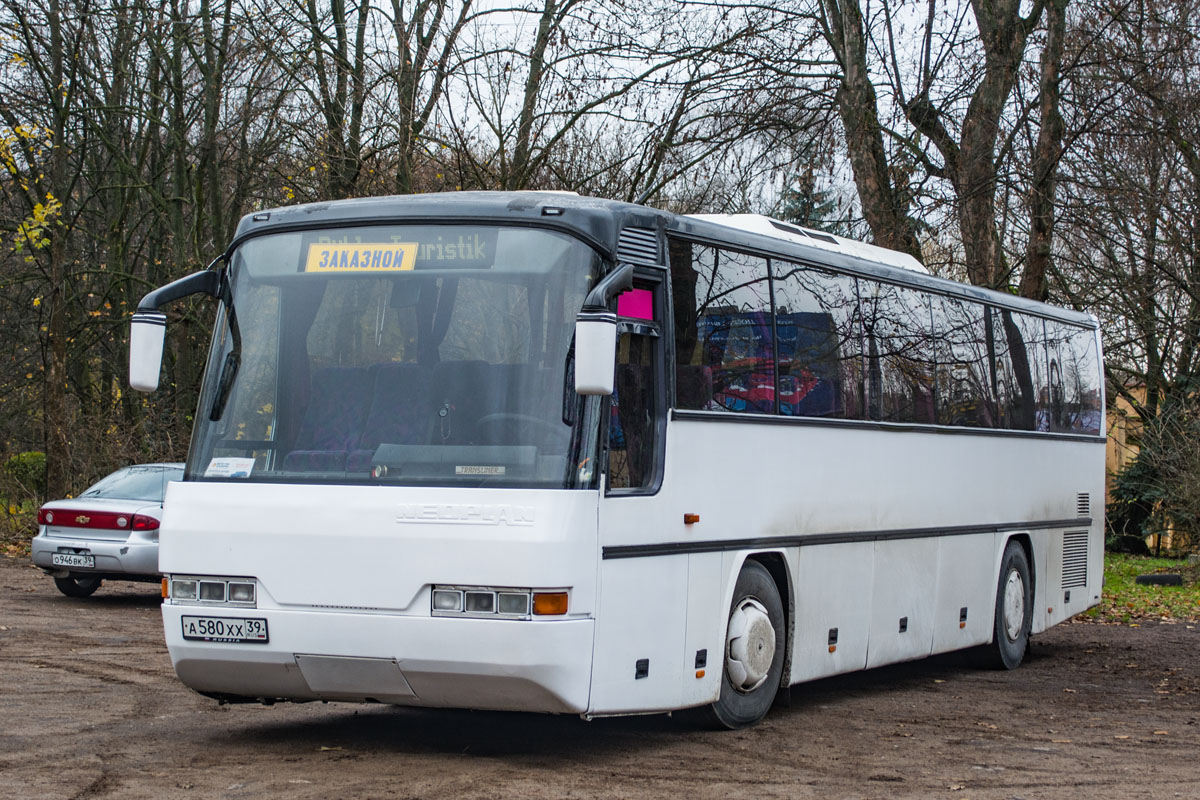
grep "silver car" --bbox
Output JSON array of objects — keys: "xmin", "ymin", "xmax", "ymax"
[{"xmin": 31, "ymin": 463, "xmax": 184, "ymax": 597}]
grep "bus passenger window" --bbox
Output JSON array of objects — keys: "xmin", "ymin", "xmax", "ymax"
[
  {"xmin": 671, "ymin": 241, "xmax": 773, "ymax": 414},
  {"xmin": 932, "ymin": 297, "xmax": 994, "ymax": 428},
  {"xmin": 608, "ymin": 332, "xmax": 658, "ymax": 490},
  {"xmin": 772, "ymin": 261, "xmax": 863, "ymax": 419},
  {"xmin": 860, "ymin": 281, "xmax": 935, "ymax": 424},
  {"xmin": 1044, "ymin": 321, "xmax": 1102, "ymax": 435}
]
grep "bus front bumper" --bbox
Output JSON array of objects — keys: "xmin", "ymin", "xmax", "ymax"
[{"xmin": 162, "ymin": 604, "xmax": 594, "ymax": 714}]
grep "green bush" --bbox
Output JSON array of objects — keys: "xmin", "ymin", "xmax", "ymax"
[{"xmin": 3, "ymin": 451, "xmax": 47, "ymax": 499}]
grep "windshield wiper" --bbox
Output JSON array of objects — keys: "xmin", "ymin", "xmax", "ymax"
[{"xmin": 209, "ymin": 275, "xmax": 241, "ymax": 422}]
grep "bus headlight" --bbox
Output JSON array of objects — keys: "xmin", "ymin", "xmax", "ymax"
[
  {"xmin": 431, "ymin": 585, "xmax": 566, "ymax": 618},
  {"xmin": 169, "ymin": 575, "xmax": 258, "ymax": 607},
  {"xmin": 432, "ymin": 589, "xmax": 463, "ymax": 611}
]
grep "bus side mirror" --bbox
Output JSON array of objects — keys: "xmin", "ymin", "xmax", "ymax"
[
  {"xmin": 129, "ymin": 312, "xmax": 167, "ymax": 392},
  {"xmin": 128, "ymin": 268, "xmax": 222, "ymax": 393},
  {"xmin": 575, "ymin": 312, "xmax": 618, "ymax": 395},
  {"xmin": 574, "ymin": 263, "xmax": 635, "ymax": 396}
]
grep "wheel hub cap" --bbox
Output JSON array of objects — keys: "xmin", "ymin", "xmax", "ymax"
[
  {"xmin": 1003, "ymin": 569, "xmax": 1025, "ymax": 642},
  {"xmin": 726, "ymin": 598, "xmax": 776, "ymax": 693}
]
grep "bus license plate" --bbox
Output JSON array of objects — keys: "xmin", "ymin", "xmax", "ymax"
[
  {"xmin": 52, "ymin": 552, "xmax": 94, "ymax": 568},
  {"xmin": 181, "ymin": 615, "xmax": 269, "ymax": 644}
]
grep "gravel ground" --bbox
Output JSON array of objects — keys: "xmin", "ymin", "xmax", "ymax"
[{"xmin": 2, "ymin": 554, "xmax": 1198, "ymax": 800}]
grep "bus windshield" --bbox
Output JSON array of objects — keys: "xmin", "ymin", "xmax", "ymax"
[{"xmin": 186, "ymin": 224, "xmax": 603, "ymax": 489}]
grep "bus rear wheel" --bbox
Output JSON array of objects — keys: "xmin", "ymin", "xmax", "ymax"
[
  {"xmin": 694, "ymin": 560, "xmax": 786, "ymax": 729},
  {"xmin": 978, "ymin": 540, "xmax": 1032, "ymax": 670}
]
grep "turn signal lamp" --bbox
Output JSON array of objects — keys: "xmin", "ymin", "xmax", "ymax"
[{"xmin": 533, "ymin": 592, "xmax": 568, "ymax": 616}]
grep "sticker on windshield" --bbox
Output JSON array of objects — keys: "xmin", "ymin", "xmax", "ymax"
[
  {"xmin": 455, "ymin": 466, "xmax": 505, "ymax": 476},
  {"xmin": 205, "ymin": 457, "xmax": 256, "ymax": 478},
  {"xmin": 305, "ymin": 242, "xmax": 417, "ymax": 273}
]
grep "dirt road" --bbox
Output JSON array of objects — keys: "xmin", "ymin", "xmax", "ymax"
[{"xmin": 2, "ymin": 554, "xmax": 1198, "ymax": 800}]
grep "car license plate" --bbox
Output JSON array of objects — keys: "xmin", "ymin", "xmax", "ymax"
[
  {"xmin": 181, "ymin": 615, "xmax": 269, "ymax": 644},
  {"xmin": 52, "ymin": 552, "xmax": 94, "ymax": 569}
]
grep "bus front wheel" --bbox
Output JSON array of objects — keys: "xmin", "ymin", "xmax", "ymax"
[
  {"xmin": 979, "ymin": 540, "xmax": 1033, "ymax": 670},
  {"xmin": 695, "ymin": 560, "xmax": 786, "ymax": 729}
]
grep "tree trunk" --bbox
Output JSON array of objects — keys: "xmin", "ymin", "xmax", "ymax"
[{"xmin": 821, "ymin": 0, "xmax": 924, "ymax": 262}]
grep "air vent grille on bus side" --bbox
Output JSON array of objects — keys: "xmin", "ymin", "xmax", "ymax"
[
  {"xmin": 1062, "ymin": 531, "xmax": 1089, "ymax": 589},
  {"xmin": 617, "ymin": 227, "xmax": 661, "ymax": 265},
  {"xmin": 1076, "ymin": 493, "xmax": 1090, "ymax": 518}
]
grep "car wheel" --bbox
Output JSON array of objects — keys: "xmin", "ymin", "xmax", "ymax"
[
  {"xmin": 692, "ymin": 560, "xmax": 786, "ymax": 729},
  {"xmin": 54, "ymin": 575, "xmax": 102, "ymax": 598},
  {"xmin": 978, "ymin": 540, "xmax": 1032, "ymax": 670}
]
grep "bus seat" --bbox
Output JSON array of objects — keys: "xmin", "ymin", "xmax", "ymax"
[
  {"xmin": 282, "ymin": 366, "xmax": 374, "ymax": 472},
  {"xmin": 346, "ymin": 363, "xmax": 434, "ymax": 472}
]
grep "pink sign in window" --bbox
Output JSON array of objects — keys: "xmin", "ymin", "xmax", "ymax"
[{"xmin": 617, "ymin": 288, "xmax": 654, "ymax": 320}]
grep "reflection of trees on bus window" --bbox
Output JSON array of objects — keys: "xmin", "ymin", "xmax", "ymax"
[
  {"xmin": 672, "ymin": 241, "xmax": 773, "ymax": 414},
  {"xmin": 991, "ymin": 309, "xmax": 1037, "ymax": 431},
  {"xmin": 931, "ymin": 297, "xmax": 994, "ymax": 427},
  {"xmin": 860, "ymin": 280, "xmax": 935, "ymax": 424},
  {"xmin": 1043, "ymin": 320, "xmax": 1102, "ymax": 434},
  {"xmin": 666, "ymin": 235, "xmax": 1102, "ymax": 436},
  {"xmin": 772, "ymin": 261, "xmax": 863, "ymax": 419}
]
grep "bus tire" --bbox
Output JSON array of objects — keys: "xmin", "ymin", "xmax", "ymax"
[
  {"xmin": 53, "ymin": 575, "xmax": 102, "ymax": 598},
  {"xmin": 979, "ymin": 540, "xmax": 1032, "ymax": 670},
  {"xmin": 694, "ymin": 560, "xmax": 786, "ymax": 729}
]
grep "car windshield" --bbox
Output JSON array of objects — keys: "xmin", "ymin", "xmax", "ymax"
[
  {"xmin": 79, "ymin": 465, "xmax": 184, "ymax": 502},
  {"xmin": 186, "ymin": 224, "xmax": 604, "ymax": 489}
]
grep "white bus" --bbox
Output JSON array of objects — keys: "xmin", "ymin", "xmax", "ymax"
[{"xmin": 129, "ymin": 192, "xmax": 1104, "ymax": 728}]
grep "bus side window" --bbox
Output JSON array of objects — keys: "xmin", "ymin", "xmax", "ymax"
[
  {"xmin": 932, "ymin": 297, "xmax": 994, "ymax": 428},
  {"xmin": 860, "ymin": 280, "xmax": 936, "ymax": 424},
  {"xmin": 772, "ymin": 260, "xmax": 863, "ymax": 419},
  {"xmin": 672, "ymin": 242, "xmax": 773, "ymax": 414},
  {"xmin": 608, "ymin": 332, "xmax": 658, "ymax": 490},
  {"xmin": 1044, "ymin": 320, "xmax": 1102, "ymax": 435}
]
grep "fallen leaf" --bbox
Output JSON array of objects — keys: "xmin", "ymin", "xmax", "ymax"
[
  {"xmin": 317, "ymin": 746, "xmax": 343, "ymax": 751},
  {"xmin": 1114, "ymin": 735, "xmax": 1130, "ymax": 740},
  {"xmin": 1154, "ymin": 731, "xmax": 1168, "ymax": 735},
  {"xmin": 1052, "ymin": 739, "xmax": 1072, "ymax": 743},
  {"xmin": 1063, "ymin": 688, "xmax": 1076, "ymax": 693}
]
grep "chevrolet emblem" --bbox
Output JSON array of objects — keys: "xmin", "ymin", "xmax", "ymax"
[{"xmin": 76, "ymin": 515, "xmax": 90, "ymax": 525}]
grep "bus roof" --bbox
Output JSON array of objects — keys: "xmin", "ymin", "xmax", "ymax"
[{"xmin": 686, "ymin": 214, "xmax": 929, "ymax": 274}]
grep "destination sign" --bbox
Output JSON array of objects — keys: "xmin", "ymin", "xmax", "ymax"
[{"xmin": 305, "ymin": 242, "xmax": 418, "ymax": 273}]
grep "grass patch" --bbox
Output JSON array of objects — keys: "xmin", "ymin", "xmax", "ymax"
[{"xmin": 1084, "ymin": 553, "xmax": 1200, "ymax": 624}]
